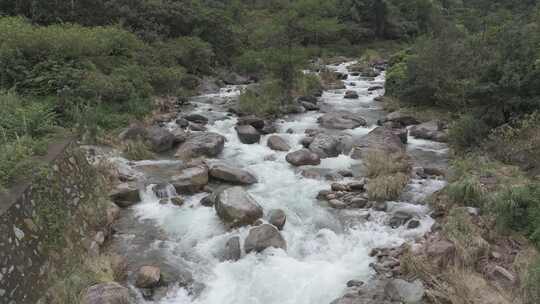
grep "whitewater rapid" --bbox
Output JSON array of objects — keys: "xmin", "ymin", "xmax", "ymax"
[{"xmin": 115, "ymin": 62, "xmax": 448, "ymax": 304}]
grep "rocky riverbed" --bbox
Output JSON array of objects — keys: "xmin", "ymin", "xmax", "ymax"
[{"xmin": 88, "ymin": 61, "xmax": 450, "ymax": 304}]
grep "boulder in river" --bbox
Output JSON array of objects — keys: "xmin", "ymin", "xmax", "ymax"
[
  {"xmin": 109, "ymin": 182, "xmax": 140, "ymax": 208},
  {"xmin": 170, "ymin": 165, "xmax": 209, "ymax": 193},
  {"xmin": 244, "ymin": 224, "xmax": 287, "ymax": 253},
  {"xmin": 301, "ymin": 101, "xmax": 320, "ymax": 111},
  {"xmin": 381, "ymin": 111, "xmax": 420, "ymax": 127},
  {"xmin": 237, "ymin": 115, "xmax": 265, "ymax": 130},
  {"xmin": 297, "ymin": 95, "xmax": 318, "ymax": 104},
  {"xmin": 81, "ymin": 282, "xmax": 130, "ymax": 304},
  {"xmin": 344, "ymin": 90, "xmax": 359, "ymax": 99},
  {"xmin": 351, "ymin": 127, "xmax": 406, "ymax": 159},
  {"xmin": 136, "ymin": 266, "xmax": 161, "ymax": 289},
  {"xmin": 286, "ymin": 149, "xmax": 321, "ymax": 166},
  {"xmin": 184, "ymin": 114, "xmax": 209, "ymax": 125},
  {"xmin": 146, "ymin": 126, "xmax": 175, "ymax": 153},
  {"xmin": 268, "ymin": 209, "xmax": 287, "ymax": 230},
  {"xmin": 409, "ymin": 121, "xmax": 448, "ymax": 142},
  {"xmin": 175, "ymin": 132, "xmax": 225, "ymax": 160},
  {"xmin": 267, "ymin": 135, "xmax": 291, "ymax": 151},
  {"xmin": 308, "ymin": 133, "xmax": 340, "ymax": 158},
  {"xmin": 223, "ymin": 236, "xmax": 241, "ymax": 261},
  {"xmin": 317, "ymin": 112, "xmax": 367, "ymax": 130},
  {"xmin": 368, "ymin": 85, "xmax": 384, "ymax": 91},
  {"xmin": 209, "ymin": 163, "xmax": 257, "ymax": 185},
  {"xmin": 215, "ymin": 186, "xmax": 263, "ymax": 227},
  {"xmin": 119, "ymin": 122, "xmax": 147, "ymax": 141},
  {"xmin": 235, "ymin": 125, "xmax": 261, "ymax": 144}
]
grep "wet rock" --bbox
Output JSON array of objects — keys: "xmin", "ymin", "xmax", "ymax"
[
  {"xmin": 286, "ymin": 149, "xmax": 321, "ymax": 166},
  {"xmin": 235, "ymin": 125, "xmax": 261, "ymax": 144},
  {"xmin": 309, "ymin": 133, "xmax": 340, "ymax": 158},
  {"xmin": 389, "ymin": 211, "xmax": 414, "ymax": 228},
  {"xmin": 351, "ymin": 127, "xmax": 406, "ymax": 159},
  {"xmin": 346, "ymin": 280, "xmax": 364, "ymax": 287},
  {"xmin": 171, "ymin": 129, "xmax": 187, "ymax": 144},
  {"xmin": 215, "ymin": 186, "xmax": 263, "ymax": 227},
  {"xmin": 200, "ymin": 195, "xmax": 214, "ymax": 207},
  {"xmin": 373, "ymin": 201, "xmax": 387, "ymax": 211},
  {"xmin": 136, "ymin": 266, "xmax": 161, "ymax": 289},
  {"xmin": 146, "ymin": 127, "xmax": 175, "ymax": 153},
  {"xmin": 188, "ymin": 122, "xmax": 206, "ymax": 131},
  {"xmin": 209, "ymin": 163, "xmax": 257, "ymax": 185},
  {"xmin": 409, "ymin": 121, "xmax": 448, "ymax": 142},
  {"xmin": 260, "ymin": 122, "xmax": 277, "ymax": 135},
  {"xmin": 338, "ymin": 169, "xmax": 353, "ymax": 177},
  {"xmin": 349, "ymin": 196, "xmax": 369, "ymax": 208},
  {"xmin": 170, "ymin": 196, "xmax": 184, "ymax": 206},
  {"xmin": 223, "ymin": 236, "xmax": 241, "ymax": 261},
  {"xmin": 331, "ymin": 183, "xmax": 349, "ymax": 192},
  {"xmin": 300, "ymin": 136, "xmax": 314, "ymax": 148},
  {"xmin": 175, "ymin": 132, "xmax": 225, "ymax": 159},
  {"xmin": 328, "ymin": 199, "xmax": 347, "ymax": 209},
  {"xmin": 268, "ymin": 209, "xmax": 287, "ymax": 230},
  {"xmin": 109, "ymin": 182, "xmax": 140, "ymax": 208},
  {"xmin": 176, "ymin": 118, "xmax": 190, "ymax": 128},
  {"xmin": 170, "ymin": 165, "xmax": 209, "ymax": 193},
  {"xmin": 267, "ymin": 135, "xmax": 291, "ymax": 151},
  {"xmin": 407, "ymin": 220, "xmax": 421, "ymax": 229},
  {"xmin": 317, "ymin": 112, "xmax": 367, "ymax": 130},
  {"xmin": 184, "ymin": 114, "xmax": 208, "ymax": 125},
  {"xmin": 344, "ymin": 90, "xmax": 359, "ymax": 99},
  {"xmin": 244, "ymin": 224, "xmax": 287, "ymax": 253},
  {"xmin": 81, "ymin": 282, "xmax": 130, "ymax": 304},
  {"xmin": 237, "ymin": 115, "xmax": 265, "ymax": 130},
  {"xmin": 348, "ymin": 180, "xmax": 365, "ymax": 191},
  {"xmin": 368, "ymin": 85, "xmax": 384, "ymax": 91},
  {"xmin": 301, "ymin": 101, "xmax": 320, "ymax": 111},
  {"xmin": 384, "ymin": 279, "xmax": 425, "ymax": 303},
  {"xmin": 381, "ymin": 111, "xmax": 420, "ymax": 127}
]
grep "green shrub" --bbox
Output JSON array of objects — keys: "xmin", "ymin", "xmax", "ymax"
[
  {"xmin": 238, "ymin": 80, "xmax": 282, "ymax": 116},
  {"xmin": 524, "ymin": 257, "xmax": 540, "ymax": 304},
  {"xmin": 123, "ymin": 139, "xmax": 154, "ymax": 161},
  {"xmin": 295, "ymin": 73, "xmax": 323, "ymax": 97},
  {"xmin": 446, "ymin": 176, "xmax": 486, "ymax": 209},
  {"xmin": 448, "ymin": 114, "xmax": 490, "ymax": 152},
  {"xmin": 494, "ymin": 185, "xmax": 540, "ymax": 247},
  {"xmin": 0, "ymin": 137, "xmax": 44, "ymax": 189}
]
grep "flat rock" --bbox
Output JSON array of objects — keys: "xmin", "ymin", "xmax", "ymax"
[
  {"xmin": 175, "ymin": 132, "xmax": 225, "ymax": 159},
  {"xmin": 351, "ymin": 127, "xmax": 406, "ymax": 159},
  {"xmin": 81, "ymin": 282, "xmax": 130, "ymax": 304},
  {"xmin": 267, "ymin": 135, "xmax": 291, "ymax": 151},
  {"xmin": 409, "ymin": 121, "xmax": 448, "ymax": 142},
  {"xmin": 109, "ymin": 182, "xmax": 140, "ymax": 208},
  {"xmin": 286, "ymin": 149, "xmax": 321, "ymax": 166},
  {"xmin": 209, "ymin": 163, "xmax": 257, "ymax": 185},
  {"xmin": 318, "ymin": 112, "xmax": 367, "ymax": 130},
  {"xmin": 382, "ymin": 111, "xmax": 420, "ymax": 127},
  {"xmin": 170, "ymin": 165, "xmax": 209, "ymax": 193}
]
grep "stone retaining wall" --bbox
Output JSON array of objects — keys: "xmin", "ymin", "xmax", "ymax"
[{"xmin": 0, "ymin": 139, "xmax": 107, "ymax": 303}]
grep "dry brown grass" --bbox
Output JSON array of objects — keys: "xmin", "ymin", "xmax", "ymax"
[
  {"xmin": 364, "ymin": 151, "xmax": 411, "ymax": 178},
  {"xmin": 367, "ymin": 172, "xmax": 409, "ymax": 202}
]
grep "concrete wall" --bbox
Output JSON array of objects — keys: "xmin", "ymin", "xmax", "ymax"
[{"xmin": 0, "ymin": 140, "xmax": 107, "ymax": 303}]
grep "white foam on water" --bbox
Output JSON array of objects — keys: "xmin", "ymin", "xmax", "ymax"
[{"xmin": 123, "ymin": 62, "xmax": 445, "ymax": 304}]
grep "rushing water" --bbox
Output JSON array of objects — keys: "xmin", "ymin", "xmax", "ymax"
[{"xmin": 110, "ymin": 62, "xmax": 448, "ymax": 304}]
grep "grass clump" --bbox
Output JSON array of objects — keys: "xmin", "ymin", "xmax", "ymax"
[
  {"xmin": 446, "ymin": 176, "xmax": 485, "ymax": 209},
  {"xmin": 365, "ymin": 151, "xmax": 411, "ymax": 178},
  {"xmin": 367, "ymin": 172, "xmax": 409, "ymax": 202},
  {"xmin": 122, "ymin": 139, "xmax": 154, "ymax": 161},
  {"xmin": 238, "ymin": 80, "xmax": 282, "ymax": 116}
]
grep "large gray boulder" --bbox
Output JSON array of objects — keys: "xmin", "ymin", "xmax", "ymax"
[
  {"xmin": 237, "ymin": 115, "xmax": 265, "ymax": 130},
  {"xmin": 244, "ymin": 224, "xmax": 287, "ymax": 253},
  {"xmin": 175, "ymin": 132, "xmax": 225, "ymax": 159},
  {"xmin": 318, "ymin": 112, "xmax": 367, "ymax": 130},
  {"xmin": 267, "ymin": 135, "xmax": 291, "ymax": 151},
  {"xmin": 286, "ymin": 149, "xmax": 321, "ymax": 166},
  {"xmin": 382, "ymin": 111, "xmax": 420, "ymax": 127},
  {"xmin": 109, "ymin": 182, "xmax": 140, "ymax": 208},
  {"xmin": 170, "ymin": 165, "xmax": 209, "ymax": 193},
  {"xmin": 409, "ymin": 121, "xmax": 448, "ymax": 142},
  {"xmin": 209, "ymin": 163, "xmax": 257, "ymax": 185},
  {"xmin": 351, "ymin": 127, "xmax": 406, "ymax": 159},
  {"xmin": 81, "ymin": 282, "xmax": 130, "ymax": 304},
  {"xmin": 309, "ymin": 133, "xmax": 340, "ymax": 158},
  {"xmin": 344, "ymin": 90, "xmax": 359, "ymax": 99},
  {"xmin": 384, "ymin": 279, "xmax": 425, "ymax": 303},
  {"xmin": 119, "ymin": 123, "xmax": 147, "ymax": 141},
  {"xmin": 146, "ymin": 126, "xmax": 175, "ymax": 153},
  {"xmin": 235, "ymin": 125, "xmax": 261, "ymax": 144},
  {"xmin": 215, "ymin": 186, "xmax": 263, "ymax": 227}
]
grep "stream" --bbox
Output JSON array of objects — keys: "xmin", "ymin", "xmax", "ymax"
[{"xmin": 108, "ymin": 62, "xmax": 448, "ymax": 304}]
